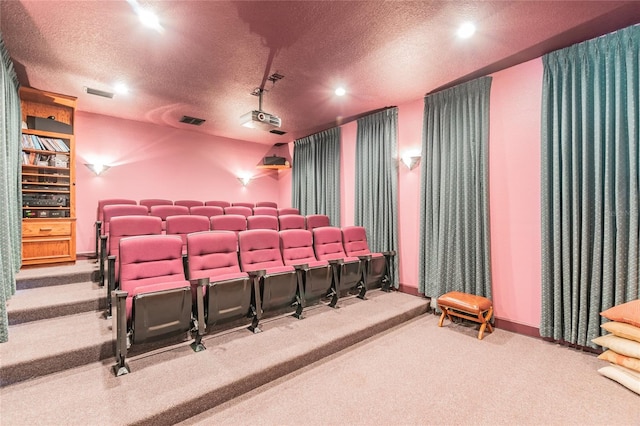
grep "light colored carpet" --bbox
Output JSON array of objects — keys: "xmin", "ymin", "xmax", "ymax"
[
  {"xmin": 15, "ymin": 259, "xmax": 98, "ymax": 289},
  {"xmin": 0, "ymin": 291, "xmax": 428, "ymax": 425},
  {"xmin": 180, "ymin": 314, "xmax": 640, "ymax": 426}
]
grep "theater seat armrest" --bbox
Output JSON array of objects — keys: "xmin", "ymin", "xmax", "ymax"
[
  {"xmin": 107, "ymin": 255, "xmax": 117, "ymax": 317},
  {"xmin": 383, "ymin": 250, "xmax": 396, "ymax": 257},
  {"xmin": 112, "ymin": 290, "xmax": 129, "ymax": 375},
  {"xmin": 182, "ymin": 254, "xmax": 189, "ymax": 280},
  {"xmin": 293, "ymin": 264, "xmax": 309, "ymax": 271},
  {"xmin": 190, "ymin": 277, "xmax": 209, "ymax": 287},
  {"xmin": 247, "ymin": 269, "xmax": 266, "ymax": 278},
  {"xmin": 108, "ymin": 255, "xmax": 116, "ymax": 286},
  {"xmin": 328, "ymin": 259, "xmax": 344, "ymax": 266},
  {"xmin": 357, "ymin": 255, "xmax": 372, "ymax": 262},
  {"xmin": 190, "ymin": 278, "xmax": 207, "ymax": 341}
]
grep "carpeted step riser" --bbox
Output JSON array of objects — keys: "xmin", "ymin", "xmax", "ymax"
[
  {"xmin": 8, "ymin": 297, "xmax": 107, "ymax": 325},
  {"xmin": 135, "ymin": 303, "xmax": 429, "ymax": 426},
  {"xmin": 1, "ymin": 297, "xmax": 427, "ymax": 392},
  {"xmin": 16, "ymin": 270, "xmax": 100, "ymax": 290},
  {"xmin": 0, "ymin": 341, "xmax": 113, "ymax": 387}
]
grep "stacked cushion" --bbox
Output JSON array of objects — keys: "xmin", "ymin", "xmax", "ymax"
[{"xmin": 593, "ymin": 299, "xmax": 640, "ymax": 395}]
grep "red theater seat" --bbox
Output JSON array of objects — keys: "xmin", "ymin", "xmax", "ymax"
[
  {"xmin": 105, "ymin": 215, "xmax": 163, "ymax": 316},
  {"xmin": 190, "ymin": 205, "xmax": 224, "ymax": 218},
  {"xmin": 306, "ymin": 214, "xmax": 330, "ymax": 230},
  {"xmin": 149, "ymin": 205, "xmax": 190, "ymax": 231},
  {"xmin": 210, "ymin": 214, "xmax": 247, "ymax": 235},
  {"xmin": 139, "ymin": 198, "xmax": 173, "ymax": 212},
  {"xmin": 187, "ymin": 231, "xmax": 253, "ymax": 343},
  {"xmin": 278, "ymin": 214, "xmax": 306, "ymax": 231},
  {"xmin": 342, "ymin": 226, "xmax": 394, "ymax": 294},
  {"xmin": 256, "ymin": 201, "xmax": 278, "ymax": 208},
  {"xmin": 313, "ymin": 226, "xmax": 364, "ymax": 298},
  {"xmin": 280, "ymin": 229, "xmax": 335, "ymax": 307},
  {"xmin": 174, "ymin": 199, "xmax": 204, "ymax": 208},
  {"xmin": 253, "ymin": 206, "xmax": 278, "ymax": 217},
  {"xmin": 112, "ymin": 235, "xmax": 192, "ymax": 376},
  {"xmin": 247, "ymin": 215, "xmax": 279, "ymax": 231},
  {"xmin": 204, "ymin": 200, "xmax": 231, "ymax": 208},
  {"xmin": 238, "ymin": 229, "xmax": 303, "ymax": 332}
]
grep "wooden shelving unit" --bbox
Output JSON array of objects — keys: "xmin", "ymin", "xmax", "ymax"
[
  {"xmin": 256, "ymin": 164, "xmax": 291, "ymax": 170},
  {"xmin": 19, "ymin": 87, "xmax": 77, "ymax": 267}
]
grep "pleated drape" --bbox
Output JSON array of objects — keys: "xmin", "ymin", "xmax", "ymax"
[
  {"xmin": 0, "ymin": 34, "xmax": 22, "ymax": 342},
  {"xmin": 291, "ymin": 127, "xmax": 341, "ymax": 224},
  {"xmin": 354, "ymin": 108, "xmax": 399, "ymax": 287},
  {"xmin": 540, "ymin": 25, "xmax": 639, "ymax": 347},
  {"xmin": 418, "ymin": 77, "xmax": 493, "ymax": 302}
]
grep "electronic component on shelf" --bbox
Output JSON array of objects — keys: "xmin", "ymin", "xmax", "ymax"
[{"xmin": 23, "ymin": 194, "xmax": 68, "ymax": 207}]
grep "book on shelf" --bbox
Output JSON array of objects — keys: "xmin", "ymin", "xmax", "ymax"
[
  {"xmin": 30, "ymin": 134, "xmax": 43, "ymax": 150},
  {"xmin": 50, "ymin": 138, "xmax": 68, "ymax": 152},
  {"xmin": 21, "ymin": 134, "xmax": 34, "ymax": 149},
  {"xmin": 21, "ymin": 134, "xmax": 69, "ymax": 152},
  {"xmin": 21, "ymin": 152, "xmax": 67, "ymax": 167},
  {"xmin": 39, "ymin": 137, "xmax": 55, "ymax": 151}
]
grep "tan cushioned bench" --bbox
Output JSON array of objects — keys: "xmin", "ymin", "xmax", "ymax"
[{"xmin": 437, "ymin": 291, "xmax": 493, "ymax": 340}]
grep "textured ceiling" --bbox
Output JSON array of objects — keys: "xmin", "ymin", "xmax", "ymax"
[{"xmin": 2, "ymin": 1, "xmax": 639, "ymax": 145}]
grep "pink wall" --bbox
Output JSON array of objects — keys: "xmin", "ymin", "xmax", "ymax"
[
  {"xmin": 276, "ymin": 143, "xmax": 293, "ymax": 208},
  {"xmin": 488, "ymin": 58, "xmax": 543, "ymax": 328},
  {"xmin": 340, "ymin": 122, "xmax": 357, "ymax": 227},
  {"xmin": 74, "ymin": 112, "xmax": 282, "ymax": 254},
  {"xmin": 397, "ymin": 99, "xmax": 425, "ymax": 290}
]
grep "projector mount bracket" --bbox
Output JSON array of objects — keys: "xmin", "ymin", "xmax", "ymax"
[{"xmin": 250, "ymin": 72, "xmax": 284, "ymax": 111}]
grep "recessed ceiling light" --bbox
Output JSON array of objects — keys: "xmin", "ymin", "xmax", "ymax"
[
  {"xmin": 113, "ymin": 83, "xmax": 129, "ymax": 95},
  {"xmin": 138, "ymin": 7, "xmax": 162, "ymax": 31},
  {"xmin": 457, "ymin": 22, "xmax": 476, "ymax": 39},
  {"xmin": 128, "ymin": 0, "xmax": 163, "ymax": 32},
  {"xmin": 335, "ymin": 87, "xmax": 346, "ymax": 96}
]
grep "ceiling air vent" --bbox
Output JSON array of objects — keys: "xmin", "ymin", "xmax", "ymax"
[
  {"xmin": 179, "ymin": 116, "xmax": 206, "ymax": 126},
  {"xmin": 269, "ymin": 129, "xmax": 286, "ymax": 135},
  {"xmin": 83, "ymin": 87, "xmax": 114, "ymax": 99}
]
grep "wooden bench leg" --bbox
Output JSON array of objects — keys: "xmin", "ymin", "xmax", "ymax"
[
  {"xmin": 438, "ymin": 308, "xmax": 447, "ymax": 327},
  {"xmin": 477, "ymin": 306, "xmax": 493, "ymax": 340}
]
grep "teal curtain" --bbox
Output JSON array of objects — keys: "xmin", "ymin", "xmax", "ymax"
[
  {"xmin": 355, "ymin": 108, "xmax": 399, "ymax": 287},
  {"xmin": 418, "ymin": 77, "xmax": 493, "ymax": 302},
  {"xmin": 0, "ymin": 33, "xmax": 22, "ymax": 342},
  {"xmin": 540, "ymin": 25, "xmax": 639, "ymax": 348},
  {"xmin": 292, "ymin": 127, "xmax": 341, "ymax": 224}
]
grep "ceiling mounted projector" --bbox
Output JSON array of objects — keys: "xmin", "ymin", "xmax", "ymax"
[
  {"xmin": 240, "ymin": 110, "xmax": 281, "ymax": 130},
  {"xmin": 240, "ymin": 75, "xmax": 283, "ymax": 131}
]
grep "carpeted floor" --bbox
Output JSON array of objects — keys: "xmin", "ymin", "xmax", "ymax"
[
  {"xmin": 5, "ymin": 260, "xmax": 638, "ymax": 425},
  {"xmin": 180, "ymin": 314, "xmax": 640, "ymax": 426},
  {"xmin": 0, "ymin": 290, "xmax": 429, "ymax": 425}
]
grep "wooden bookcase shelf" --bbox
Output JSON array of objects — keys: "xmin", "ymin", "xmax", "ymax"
[
  {"xmin": 20, "ymin": 87, "xmax": 77, "ymax": 267},
  {"xmin": 256, "ymin": 164, "xmax": 291, "ymax": 170}
]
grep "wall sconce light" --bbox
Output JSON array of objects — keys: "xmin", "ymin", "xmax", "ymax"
[
  {"xmin": 237, "ymin": 176, "xmax": 252, "ymax": 187},
  {"xmin": 401, "ymin": 154, "xmax": 421, "ymax": 170},
  {"xmin": 85, "ymin": 163, "xmax": 110, "ymax": 176}
]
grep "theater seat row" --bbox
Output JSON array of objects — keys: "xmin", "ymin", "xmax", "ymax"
[
  {"xmin": 111, "ymin": 227, "xmax": 394, "ymax": 376},
  {"xmin": 98, "ymin": 212, "xmax": 331, "ymax": 290},
  {"xmin": 97, "ymin": 198, "xmax": 297, "ymax": 227},
  {"xmin": 102, "ymin": 198, "xmax": 280, "ymax": 210},
  {"xmin": 95, "ymin": 200, "xmax": 302, "ymax": 261}
]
